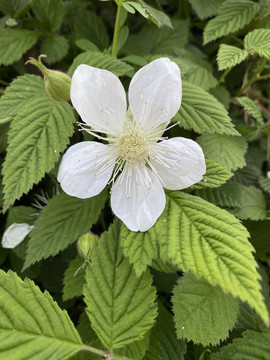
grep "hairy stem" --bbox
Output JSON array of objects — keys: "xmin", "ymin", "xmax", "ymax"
[{"xmin": 111, "ymin": 0, "xmax": 124, "ymax": 57}]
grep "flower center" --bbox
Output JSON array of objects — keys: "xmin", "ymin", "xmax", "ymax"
[{"xmin": 117, "ymin": 132, "xmax": 149, "ymax": 163}]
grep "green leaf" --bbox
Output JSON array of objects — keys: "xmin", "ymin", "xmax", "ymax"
[
  {"xmin": 6, "ymin": 205, "xmax": 36, "ymax": 227},
  {"xmin": 0, "ymin": 270, "xmax": 83, "ymax": 359},
  {"xmin": 75, "ymin": 39, "xmax": 99, "ymax": 53},
  {"xmin": 197, "ymin": 134, "xmax": 247, "ymax": 171},
  {"xmin": 173, "ymin": 273, "xmax": 239, "ymax": 346},
  {"xmin": 209, "ymin": 85, "xmax": 230, "ymax": 110},
  {"xmin": 32, "ymin": 0, "xmax": 64, "ymax": 32},
  {"xmin": 74, "ymin": 10, "xmax": 109, "ymax": 50},
  {"xmin": 0, "ymin": 28, "xmax": 38, "ymax": 65},
  {"xmin": 237, "ymin": 96, "xmax": 264, "ymax": 125},
  {"xmin": 210, "ymin": 330, "xmax": 270, "ymax": 359},
  {"xmin": 23, "ymin": 191, "xmax": 107, "ymax": 269},
  {"xmin": 203, "ymin": 0, "xmax": 260, "ymax": 44},
  {"xmin": 41, "ymin": 34, "xmax": 69, "ymax": 64},
  {"xmin": 217, "ymin": 44, "xmax": 248, "ymax": 70},
  {"xmin": 68, "ymin": 51, "xmax": 133, "ymax": 76},
  {"xmin": 154, "ymin": 191, "xmax": 269, "ymax": 325},
  {"xmin": 118, "ymin": 336, "xmax": 150, "ymax": 360},
  {"xmin": 135, "ymin": 0, "xmax": 172, "ymax": 28},
  {"xmin": 184, "ymin": 66, "xmax": 218, "ymax": 91},
  {"xmin": 157, "ymin": 302, "xmax": 186, "ymax": 360},
  {"xmin": 63, "ymin": 255, "xmax": 86, "ymax": 301},
  {"xmin": 195, "ymin": 183, "xmax": 245, "ymax": 208},
  {"xmin": 120, "ymin": 223, "xmax": 159, "ymax": 276},
  {"xmin": 188, "ymin": 0, "xmax": 226, "ymax": 20},
  {"xmin": 189, "ymin": 159, "xmax": 233, "ymax": 190},
  {"xmin": 245, "ymin": 220, "xmax": 270, "ymax": 262},
  {"xmin": 0, "ymin": 74, "xmax": 46, "ymax": 118},
  {"xmin": 259, "ymin": 175, "xmax": 270, "ymax": 193},
  {"xmin": 244, "ymin": 29, "xmax": 270, "ymax": 60},
  {"xmin": 177, "ymin": 81, "xmax": 238, "ymax": 136},
  {"xmin": 0, "ymin": 0, "xmax": 31, "ymax": 16},
  {"xmin": 3, "ymin": 98, "xmax": 75, "ymax": 210},
  {"xmin": 83, "ymin": 220, "xmax": 157, "ymax": 349},
  {"xmin": 230, "ymin": 186, "xmax": 267, "ymax": 220}
]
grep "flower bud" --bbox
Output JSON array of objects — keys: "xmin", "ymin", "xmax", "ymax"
[
  {"xmin": 26, "ymin": 55, "xmax": 71, "ymax": 103},
  {"xmin": 77, "ymin": 232, "xmax": 98, "ymax": 261}
]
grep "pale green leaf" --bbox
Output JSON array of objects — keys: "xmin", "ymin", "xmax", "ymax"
[
  {"xmin": 3, "ymin": 98, "xmax": 75, "ymax": 210},
  {"xmin": 0, "ymin": 28, "xmax": 39, "ymax": 65},
  {"xmin": 158, "ymin": 302, "xmax": 186, "ymax": 360},
  {"xmin": 41, "ymin": 34, "xmax": 69, "ymax": 64},
  {"xmin": 0, "ymin": 270, "xmax": 83, "ymax": 359},
  {"xmin": 244, "ymin": 28, "xmax": 270, "ymax": 60},
  {"xmin": 259, "ymin": 175, "xmax": 270, "ymax": 193},
  {"xmin": 173, "ymin": 273, "xmax": 239, "ymax": 346},
  {"xmin": 177, "ymin": 81, "xmax": 238, "ymax": 136},
  {"xmin": 197, "ymin": 134, "xmax": 248, "ymax": 171},
  {"xmin": 83, "ymin": 221, "xmax": 157, "ymax": 349},
  {"xmin": 68, "ymin": 51, "xmax": 133, "ymax": 76},
  {"xmin": 203, "ymin": 0, "xmax": 260, "ymax": 44},
  {"xmin": 23, "ymin": 191, "xmax": 107, "ymax": 270},
  {"xmin": 217, "ymin": 44, "xmax": 248, "ymax": 70},
  {"xmin": 0, "ymin": 74, "xmax": 46, "ymax": 118},
  {"xmin": 63, "ymin": 255, "xmax": 86, "ymax": 301},
  {"xmin": 230, "ymin": 186, "xmax": 267, "ymax": 220},
  {"xmin": 136, "ymin": 0, "xmax": 172, "ymax": 28},
  {"xmin": 188, "ymin": 0, "xmax": 226, "ymax": 20},
  {"xmin": 32, "ymin": 0, "xmax": 64, "ymax": 32},
  {"xmin": 210, "ymin": 330, "xmax": 270, "ymax": 359},
  {"xmin": 154, "ymin": 191, "xmax": 269, "ymax": 325},
  {"xmin": 189, "ymin": 159, "xmax": 233, "ymax": 190},
  {"xmin": 184, "ymin": 66, "xmax": 218, "ymax": 91},
  {"xmin": 237, "ymin": 96, "xmax": 264, "ymax": 125},
  {"xmin": 195, "ymin": 182, "xmax": 245, "ymax": 208}
]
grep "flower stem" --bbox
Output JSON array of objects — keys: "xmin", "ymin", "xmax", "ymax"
[
  {"xmin": 218, "ymin": 67, "xmax": 233, "ymax": 84},
  {"xmin": 111, "ymin": 0, "xmax": 124, "ymax": 57},
  {"xmin": 82, "ymin": 344, "xmax": 131, "ymax": 360},
  {"xmin": 237, "ymin": 58, "xmax": 267, "ymax": 96}
]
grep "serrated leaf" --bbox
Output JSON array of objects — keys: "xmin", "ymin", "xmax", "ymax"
[
  {"xmin": 83, "ymin": 220, "xmax": 157, "ymax": 349},
  {"xmin": 195, "ymin": 182, "xmax": 245, "ymax": 208},
  {"xmin": 75, "ymin": 39, "xmax": 99, "ymax": 53},
  {"xmin": 157, "ymin": 302, "xmax": 186, "ymax": 360},
  {"xmin": 3, "ymin": 98, "xmax": 75, "ymax": 210},
  {"xmin": 209, "ymin": 85, "xmax": 230, "ymax": 110},
  {"xmin": 154, "ymin": 191, "xmax": 269, "ymax": 325},
  {"xmin": 173, "ymin": 273, "xmax": 239, "ymax": 346},
  {"xmin": 23, "ymin": 191, "xmax": 107, "ymax": 269},
  {"xmin": 118, "ymin": 336, "xmax": 150, "ymax": 360},
  {"xmin": 68, "ymin": 51, "xmax": 133, "ymax": 76},
  {"xmin": 177, "ymin": 81, "xmax": 238, "ymax": 136},
  {"xmin": 63, "ymin": 255, "xmax": 86, "ymax": 301},
  {"xmin": 0, "ymin": 0, "xmax": 31, "ymax": 16},
  {"xmin": 32, "ymin": 0, "xmax": 64, "ymax": 32},
  {"xmin": 0, "ymin": 28, "xmax": 38, "ymax": 65},
  {"xmin": 143, "ymin": 326, "xmax": 161, "ymax": 360},
  {"xmin": 244, "ymin": 28, "xmax": 270, "ymax": 60},
  {"xmin": 237, "ymin": 96, "xmax": 264, "ymax": 125},
  {"xmin": 6, "ymin": 205, "xmax": 36, "ymax": 227},
  {"xmin": 203, "ymin": 0, "xmax": 260, "ymax": 44},
  {"xmin": 184, "ymin": 66, "xmax": 218, "ymax": 91},
  {"xmin": 210, "ymin": 330, "xmax": 270, "ymax": 359},
  {"xmin": 0, "ymin": 74, "xmax": 46, "ymax": 118},
  {"xmin": 188, "ymin": 0, "xmax": 226, "ymax": 20},
  {"xmin": 136, "ymin": 0, "xmax": 172, "ymax": 28},
  {"xmin": 41, "ymin": 34, "xmax": 69, "ymax": 64},
  {"xmin": 217, "ymin": 44, "xmax": 248, "ymax": 70},
  {"xmin": 189, "ymin": 159, "xmax": 233, "ymax": 190},
  {"xmin": 259, "ymin": 175, "xmax": 270, "ymax": 193},
  {"xmin": 230, "ymin": 186, "xmax": 267, "ymax": 220},
  {"xmin": 0, "ymin": 270, "xmax": 83, "ymax": 359},
  {"xmin": 197, "ymin": 134, "xmax": 247, "ymax": 171}
]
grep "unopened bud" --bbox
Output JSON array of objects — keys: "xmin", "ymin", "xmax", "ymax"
[
  {"xmin": 77, "ymin": 233, "xmax": 98, "ymax": 261},
  {"xmin": 26, "ymin": 55, "xmax": 71, "ymax": 103}
]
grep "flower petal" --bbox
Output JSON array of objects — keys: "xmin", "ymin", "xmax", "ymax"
[
  {"xmin": 149, "ymin": 137, "xmax": 206, "ymax": 190},
  {"xmin": 128, "ymin": 58, "xmax": 182, "ymax": 132},
  {"xmin": 2, "ymin": 223, "xmax": 34, "ymax": 249},
  {"xmin": 58, "ymin": 142, "xmax": 115, "ymax": 198},
  {"xmin": 71, "ymin": 64, "xmax": 127, "ymax": 136},
  {"xmin": 111, "ymin": 164, "xmax": 165, "ymax": 232}
]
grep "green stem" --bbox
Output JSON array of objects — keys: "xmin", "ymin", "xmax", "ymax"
[
  {"xmin": 237, "ymin": 58, "xmax": 267, "ymax": 96},
  {"xmin": 218, "ymin": 67, "xmax": 233, "ymax": 84},
  {"xmin": 0, "ymin": 117, "xmax": 12, "ymax": 125},
  {"xmin": 257, "ymin": 73, "xmax": 270, "ymax": 81},
  {"xmin": 267, "ymin": 135, "xmax": 270, "ymax": 168},
  {"xmin": 83, "ymin": 344, "xmax": 131, "ymax": 360},
  {"xmin": 111, "ymin": 0, "xmax": 124, "ymax": 57}
]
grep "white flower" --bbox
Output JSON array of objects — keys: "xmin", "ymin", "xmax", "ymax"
[{"xmin": 58, "ymin": 58, "xmax": 206, "ymax": 232}]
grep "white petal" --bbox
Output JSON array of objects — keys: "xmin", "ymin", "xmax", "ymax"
[
  {"xmin": 111, "ymin": 164, "xmax": 165, "ymax": 232},
  {"xmin": 128, "ymin": 58, "xmax": 182, "ymax": 132},
  {"xmin": 71, "ymin": 64, "xmax": 127, "ymax": 136},
  {"xmin": 2, "ymin": 223, "xmax": 34, "ymax": 249},
  {"xmin": 58, "ymin": 142, "xmax": 115, "ymax": 198},
  {"xmin": 149, "ymin": 137, "xmax": 206, "ymax": 190}
]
